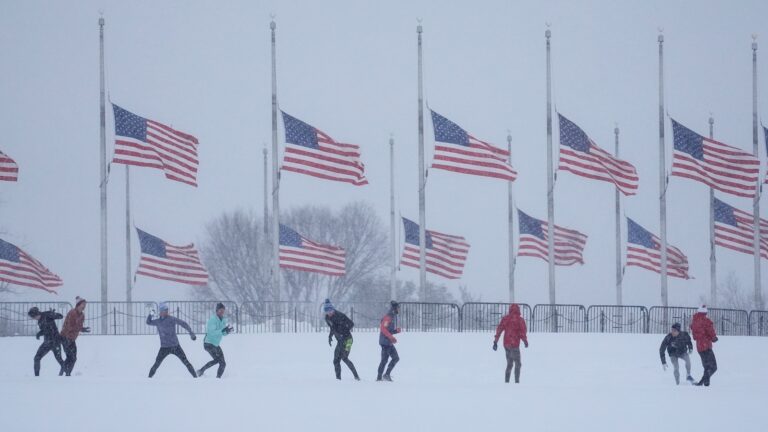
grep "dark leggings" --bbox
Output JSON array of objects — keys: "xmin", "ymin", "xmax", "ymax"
[
  {"xmin": 698, "ymin": 349, "xmax": 718, "ymax": 386},
  {"xmin": 505, "ymin": 347, "xmax": 522, "ymax": 383},
  {"xmin": 333, "ymin": 337, "xmax": 359, "ymax": 379},
  {"xmin": 149, "ymin": 346, "xmax": 197, "ymax": 378},
  {"xmin": 34, "ymin": 338, "xmax": 64, "ymax": 376},
  {"xmin": 61, "ymin": 338, "xmax": 78, "ymax": 376},
  {"xmin": 377, "ymin": 344, "xmax": 399, "ymax": 378},
  {"xmin": 199, "ymin": 343, "xmax": 226, "ymax": 378}
]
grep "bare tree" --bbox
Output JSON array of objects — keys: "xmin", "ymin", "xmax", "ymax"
[{"xmin": 716, "ymin": 271, "xmax": 757, "ymax": 311}]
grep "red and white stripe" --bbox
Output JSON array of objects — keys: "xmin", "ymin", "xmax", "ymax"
[
  {"xmin": 627, "ymin": 237, "xmax": 690, "ymax": 279},
  {"xmin": 137, "ymin": 243, "xmax": 209, "ymax": 285},
  {"xmin": 715, "ymin": 206, "xmax": 768, "ymax": 259},
  {"xmin": 518, "ymin": 224, "xmax": 588, "ymax": 266},
  {"xmin": 672, "ymin": 138, "xmax": 759, "ymax": 198},
  {"xmin": 113, "ymin": 120, "xmax": 200, "ymax": 187},
  {"xmin": 559, "ymin": 142, "xmax": 638, "ymax": 195},
  {"xmin": 0, "ymin": 150, "xmax": 19, "ymax": 182},
  {"xmin": 280, "ymin": 238, "xmax": 346, "ymax": 276},
  {"xmin": 0, "ymin": 249, "xmax": 62, "ymax": 293},
  {"xmin": 400, "ymin": 231, "xmax": 470, "ymax": 280},
  {"xmin": 432, "ymin": 135, "xmax": 517, "ymax": 181},
  {"xmin": 282, "ymin": 129, "xmax": 368, "ymax": 186}
]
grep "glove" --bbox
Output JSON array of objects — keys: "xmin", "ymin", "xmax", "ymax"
[
  {"xmin": 524, "ymin": 341, "xmax": 529, "ymax": 348},
  {"xmin": 190, "ymin": 334, "xmax": 197, "ymax": 341},
  {"xmin": 389, "ymin": 336, "xmax": 397, "ymax": 344},
  {"xmin": 662, "ymin": 363, "xmax": 668, "ymax": 371},
  {"xmin": 36, "ymin": 334, "xmax": 41, "ymax": 340},
  {"xmin": 712, "ymin": 336, "xmax": 718, "ymax": 343},
  {"xmin": 81, "ymin": 327, "xmax": 91, "ymax": 333},
  {"xmin": 688, "ymin": 348, "xmax": 693, "ymax": 354},
  {"xmin": 328, "ymin": 335, "xmax": 333, "ymax": 346},
  {"xmin": 395, "ymin": 327, "xmax": 402, "ymax": 334},
  {"xmin": 492, "ymin": 342, "xmax": 498, "ymax": 351}
]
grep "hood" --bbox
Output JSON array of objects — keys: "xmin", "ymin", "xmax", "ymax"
[{"xmin": 508, "ymin": 304, "xmax": 521, "ymax": 317}]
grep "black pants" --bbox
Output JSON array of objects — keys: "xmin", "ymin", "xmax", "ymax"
[
  {"xmin": 333, "ymin": 337, "xmax": 359, "ymax": 379},
  {"xmin": 149, "ymin": 345, "xmax": 197, "ymax": 378},
  {"xmin": 199, "ymin": 343, "xmax": 226, "ymax": 378},
  {"xmin": 698, "ymin": 349, "xmax": 718, "ymax": 386},
  {"xmin": 377, "ymin": 344, "xmax": 399, "ymax": 379},
  {"xmin": 34, "ymin": 338, "xmax": 64, "ymax": 376},
  {"xmin": 505, "ymin": 347, "xmax": 522, "ymax": 383},
  {"xmin": 61, "ymin": 338, "xmax": 78, "ymax": 376}
]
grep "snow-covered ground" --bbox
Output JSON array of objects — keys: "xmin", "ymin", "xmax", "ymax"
[{"xmin": 0, "ymin": 332, "xmax": 765, "ymax": 431}]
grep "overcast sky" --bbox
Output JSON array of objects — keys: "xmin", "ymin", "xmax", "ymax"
[{"xmin": 1, "ymin": 0, "xmax": 767, "ymax": 307}]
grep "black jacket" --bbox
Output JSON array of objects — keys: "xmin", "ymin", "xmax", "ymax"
[
  {"xmin": 326, "ymin": 311, "xmax": 354, "ymax": 341},
  {"xmin": 659, "ymin": 331, "xmax": 693, "ymax": 363},
  {"xmin": 36, "ymin": 311, "xmax": 63, "ymax": 340}
]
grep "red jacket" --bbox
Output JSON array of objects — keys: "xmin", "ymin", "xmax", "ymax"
[
  {"xmin": 494, "ymin": 304, "xmax": 528, "ymax": 349},
  {"xmin": 60, "ymin": 309, "xmax": 85, "ymax": 341},
  {"xmin": 690, "ymin": 312, "xmax": 717, "ymax": 352}
]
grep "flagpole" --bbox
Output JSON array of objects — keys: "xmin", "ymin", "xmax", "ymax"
[
  {"xmin": 417, "ymin": 21, "xmax": 427, "ymax": 301},
  {"xmin": 270, "ymin": 19, "xmax": 282, "ymax": 327},
  {"xmin": 658, "ymin": 31, "xmax": 669, "ymax": 307},
  {"xmin": 390, "ymin": 135, "xmax": 397, "ymax": 300},
  {"xmin": 263, "ymin": 145, "xmax": 269, "ymax": 236},
  {"xmin": 545, "ymin": 27, "xmax": 556, "ymax": 305},
  {"xmin": 615, "ymin": 125, "xmax": 622, "ymax": 305},
  {"xmin": 99, "ymin": 16, "xmax": 109, "ymax": 333},
  {"xmin": 507, "ymin": 132, "xmax": 516, "ymax": 303},
  {"xmin": 752, "ymin": 35, "xmax": 763, "ymax": 309},
  {"xmin": 708, "ymin": 116, "xmax": 716, "ymax": 306},
  {"xmin": 125, "ymin": 165, "xmax": 132, "ymax": 332}
]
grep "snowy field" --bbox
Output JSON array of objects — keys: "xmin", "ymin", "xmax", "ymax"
[{"xmin": 0, "ymin": 332, "xmax": 766, "ymax": 431}]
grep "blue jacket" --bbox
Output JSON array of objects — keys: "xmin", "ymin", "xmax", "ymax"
[
  {"xmin": 204, "ymin": 315, "xmax": 229, "ymax": 346},
  {"xmin": 147, "ymin": 314, "xmax": 195, "ymax": 347}
]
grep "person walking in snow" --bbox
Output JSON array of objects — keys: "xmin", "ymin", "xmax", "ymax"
[
  {"xmin": 197, "ymin": 303, "xmax": 233, "ymax": 378},
  {"xmin": 59, "ymin": 297, "xmax": 91, "ymax": 376},
  {"xmin": 147, "ymin": 302, "xmax": 198, "ymax": 378},
  {"xmin": 377, "ymin": 300, "xmax": 402, "ymax": 382},
  {"xmin": 493, "ymin": 304, "xmax": 529, "ymax": 384},
  {"xmin": 28, "ymin": 306, "xmax": 66, "ymax": 376},
  {"xmin": 323, "ymin": 299, "xmax": 360, "ymax": 381},
  {"xmin": 659, "ymin": 322, "xmax": 694, "ymax": 385},
  {"xmin": 691, "ymin": 305, "xmax": 718, "ymax": 387}
]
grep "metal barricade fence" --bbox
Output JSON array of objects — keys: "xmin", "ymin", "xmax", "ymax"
[
  {"xmin": 531, "ymin": 304, "xmax": 587, "ymax": 333},
  {"xmin": 82, "ymin": 301, "xmax": 158, "ymax": 335},
  {"xmin": 648, "ymin": 307, "xmax": 696, "ymax": 333},
  {"xmin": 329, "ymin": 302, "xmax": 392, "ymax": 332},
  {"xmin": 749, "ymin": 310, "xmax": 768, "ymax": 336},
  {"xmin": 0, "ymin": 302, "xmax": 73, "ymax": 336},
  {"xmin": 708, "ymin": 308, "xmax": 750, "ymax": 336},
  {"xmin": 239, "ymin": 301, "xmax": 317, "ymax": 333},
  {"xmin": 459, "ymin": 303, "xmax": 532, "ymax": 332},
  {"xmin": 586, "ymin": 306, "xmax": 648, "ymax": 334},
  {"xmin": 166, "ymin": 301, "xmax": 239, "ymax": 335},
  {"xmin": 399, "ymin": 302, "xmax": 461, "ymax": 332}
]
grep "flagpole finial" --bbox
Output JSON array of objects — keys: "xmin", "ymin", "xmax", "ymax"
[
  {"xmin": 545, "ymin": 22, "xmax": 551, "ymax": 39},
  {"xmin": 752, "ymin": 33, "xmax": 758, "ymax": 50},
  {"xmin": 658, "ymin": 27, "xmax": 664, "ymax": 43},
  {"xmin": 270, "ymin": 14, "xmax": 276, "ymax": 30},
  {"xmin": 417, "ymin": 18, "xmax": 423, "ymax": 33},
  {"xmin": 614, "ymin": 123, "xmax": 619, "ymax": 135},
  {"xmin": 709, "ymin": 113, "xmax": 714, "ymax": 125},
  {"xmin": 98, "ymin": 11, "xmax": 104, "ymax": 26}
]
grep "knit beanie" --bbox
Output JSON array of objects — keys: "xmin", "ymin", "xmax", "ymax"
[
  {"xmin": 698, "ymin": 305, "xmax": 708, "ymax": 314},
  {"xmin": 323, "ymin": 299, "xmax": 335, "ymax": 313}
]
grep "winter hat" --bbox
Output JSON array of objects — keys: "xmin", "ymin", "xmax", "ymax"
[
  {"xmin": 390, "ymin": 300, "xmax": 400, "ymax": 311},
  {"xmin": 671, "ymin": 323, "xmax": 682, "ymax": 331},
  {"xmin": 323, "ymin": 299, "xmax": 335, "ymax": 313},
  {"xmin": 698, "ymin": 305, "xmax": 708, "ymax": 314},
  {"xmin": 159, "ymin": 302, "xmax": 169, "ymax": 312},
  {"xmin": 216, "ymin": 302, "xmax": 226, "ymax": 311},
  {"xmin": 28, "ymin": 306, "xmax": 40, "ymax": 317},
  {"xmin": 75, "ymin": 296, "xmax": 86, "ymax": 307}
]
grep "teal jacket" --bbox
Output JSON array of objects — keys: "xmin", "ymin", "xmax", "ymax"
[{"xmin": 204, "ymin": 315, "xmax": 229, "ymax": 346}]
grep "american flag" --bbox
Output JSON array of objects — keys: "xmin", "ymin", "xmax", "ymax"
[
  {"xmin": 558, "ymin": 113, "xmax": 638, "ymax": 195},
  {"xmin": 0, "ymin": 150, "xmax": 18, "ymax": 182},
  {"xmin": 112, "ymin": 104, "xmax": 200, "ymax": 187},
  {"xmin": 400, "ymin": 217, "xmax": 470, "ymax": 280},
  {"xmin": 671, "ymin": 119, "xmax": 759, "ymax": 198},
  {"xmin": 626, "ymin": 218, "xmax": 690, "ymax": 279},
  {"xmin": 0, "ymin": 238, "xmax": 62, "ymax": 293},
  {"xmin": 135, "ymin": 228, "xmax": 208, "ymax": 285},
  {"xmin": 714, "ymin": 198, "xmax": 768, "ymax": 259},
  {"xmin": 281, "ymin": 112, "xmax": 368, "ymax": 186},
  {"xmin": 430, "ymin": 110, "xmax": 517, "ymax": 181},
  {"xmin": 279, "ymin": 224, "xmax": 346, "ymax": 276},
  {"xmin": 516, "ymin": 210, "xmax": 587, "ymax": 266}
]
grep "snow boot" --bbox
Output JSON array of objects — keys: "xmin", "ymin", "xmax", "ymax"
[
  {"xmin": 383, "ymin": 374, "xmax": 393, "ymax": 382},
  {"xmin": 686, "ymin": 375, "xmax": 695, "ymax": 384},
  {"xmin": 196, "ymin": 369, "xmax": 204, "ymax": 377}
]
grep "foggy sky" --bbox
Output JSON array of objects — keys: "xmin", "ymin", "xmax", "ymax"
[{"xmin": 1, "ymin": 0, "xmax": 767, "ymax": 307}]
